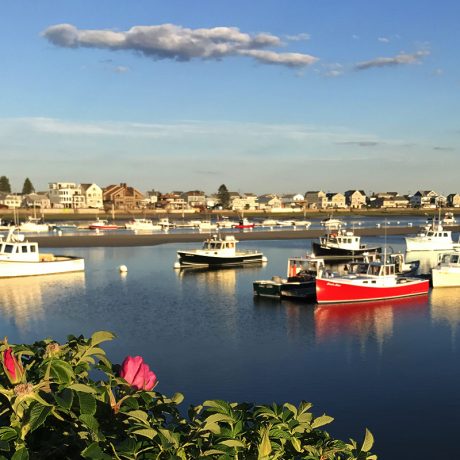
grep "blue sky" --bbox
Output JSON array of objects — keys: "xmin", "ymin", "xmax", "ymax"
[{"xmin": 1, "ymin": 0, "xmax": 459, "ymax": 195}]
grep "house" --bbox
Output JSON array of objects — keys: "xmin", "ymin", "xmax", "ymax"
[
  {"xmin": 369, "ymin": 194, "xmax": 409, "ymax": 208},
  {"xmin": 229, "ymin": 193, "xmax": 258, "ymax": 211},
  {"xmin": 325, "ymin": 192, "xmax": 346, "ymax": 209},
  {"xmin": 281, "ymin": 193, "xmax": 305, "ymax": 208},
  {"xmin": 0, "ymin": 193, "xmax": 22, "ymax": 209},
  {"xmin": 48, "ymin": 182, "xmax": 86, "ymax": 209},
  {"xmin": 447, "ymin": 194, "xmax": 460, "ymax": 208},
  {"xmin": 159, "ymin": 192, "xmax": 187, "ymax": 210},
  {"xmin": 181, "ymin": 191, "xmax": 206, "ymax": 209},
  {"xmin": 409, "ymin": 190, "xmax": 439, "ymax": 208},
  {"xmin": 22, "ymin": 193, "xmax": 51, "ymax": 209},
  {"xmin": 304, "ymin": 191, "xmax": 327, "ymax": 209},
  {"xmin": 257, "ymin": 194, "xmax": 282, "ymax": 211},
  {"xmin": 344, "ymin": 190, "xmax": 367, "ymax": 209},
  {"xmin": 103, "ymin": 183, "xmax": 145, "ymax": 210},
  {"xmin": 80, "ymin": 184, "xmax": 103, "ymax": 209}
]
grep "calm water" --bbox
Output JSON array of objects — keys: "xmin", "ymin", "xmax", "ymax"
[{"xmin": 1, "ymin": 232, "xmax": 460, "ymax": 459}]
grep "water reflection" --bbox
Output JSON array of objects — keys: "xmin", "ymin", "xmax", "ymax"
[
  {"xmin": 314, "ymin": 295, "xmax": 429, "ymax": 348},
  {"xmin": 175, "ymin": 267, "xmax": 238, "ymax": 295},
  {"xmin": 430, "ymin": 288, "xmax": 460, "ymax": 331},
  {"xmin": 0, "ymin": 273, "xmax": 86, "ymax": 333}
]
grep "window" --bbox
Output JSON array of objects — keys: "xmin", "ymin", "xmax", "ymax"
[
  {"xmin": 4, "ymin": 244, "xmax": 14, "ymax": 253},
  {"xmin": 21, "ymin": 245, "xmax": 28, "ymax": 253}
]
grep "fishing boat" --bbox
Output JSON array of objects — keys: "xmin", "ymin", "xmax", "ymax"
[
  {"xmin": 198, "ymin": 220, "xmax": 218, "ymax": 231},
  {"xmin": 216, "ymin": 216, "xmax": 238, "ymax": 228},
  {"xmin": 18, "ymin": 217, "xmax": 50, "ymax": 233},
  {"xmin": 125, "ymin": 218, "xmax": 162, "ymax": 231},
  {"xmin": 315, "ymin": 259, "xmax": 429, "ymax": 304},
  {"xmin": 431, "ymin": 251, "xmax": 460, "ymax": 287},
  {"xmin": 405, "ymin": 223, "xmax": 454, "ymax": 251},
  {"xmin": 174, "ymin": 234, "xmax": 266, "ymax": 268},
  {"xmin": 0, "ymin": 228, "xmax": 84, "ymax": 278},
  {"xmin": 232, "ymin": 218, "xmax": 255, "ymax": 229},
  {"xmin": 253, "ymin": 255, "xmax": 325, "ymax": 300},
  {"xmin": 88, "ymin": 218, "xmax": 119, "ymax": 230},
  {"xmin": 312, "ymin": 229, "xmax": 381, "ymax": 259},
  {"xmin": 321, "ymin": 216, "xmax": 345, "ymax": 230}
]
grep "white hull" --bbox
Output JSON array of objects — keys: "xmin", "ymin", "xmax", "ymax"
[
  {"xmin": 0, "ymin": 257, "xmax": 85, "ymax": 278},
  {"xmin": 405, "ymin": 239, "xmax": 453, "ymax": 252},
  {"xmin": 126, "ymin": 223, "xmax": 162, "ymax": 231},
  {"xmin": 432, "ymin": 268, "xmax": 460, "ymax": 287},
  {"xmin": 18, "ymin": 223, "xmax": 50, "ymax": 233}
]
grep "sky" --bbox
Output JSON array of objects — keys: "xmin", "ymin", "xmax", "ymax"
[{"xmin": 1, "ymin": 0, "xmax": 459, "ymax": 195}]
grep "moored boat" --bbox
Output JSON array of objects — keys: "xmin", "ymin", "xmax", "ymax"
[
  {"xmin": 18, "ymin": 217, "xmax": 50, "ymax": 233},
  {"xmin": 315, "ymin": 259, "xmax": 429, "ymax": 304},
  {"xmin": 0, "ymin": 228, "xmax": 85, "ymax": 278},
  {"xmin": 405, "ymin": 223, "xmax": 453, "ymax": 251},
  {"xmin": 125, "ymin": 218, "xmax": 162, "ymax": 231},
  {"xmin": 432, "ymin": 251, "xmax": 460, "ymax": 287},
  {"xmin": 175, "ymin": 234, "xmax": 266, "ymax": 268},
  {"xmin": 312, "ymin": 229, "xmax": 381, "ymax": 259},
  {"xmin": 321, "ymin": 216, "xmax": 345, "ymax": 230},
  {"xmin": 88, "ymin": 218, "xmax": 119, "ymax": 230},
  {"xmin": 253, "ymin": 255, "xmax": 325, "ymax": 300},
  {"xmin": 232, "ymin": 218, "xmax": 255, "ymax": 229}
]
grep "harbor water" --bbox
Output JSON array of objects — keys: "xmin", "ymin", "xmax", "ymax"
[{"xmin": 1, "ymin": 232, "xmax": 459, "ymax": 458}]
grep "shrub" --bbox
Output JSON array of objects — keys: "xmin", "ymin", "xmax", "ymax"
[{"xmin": 0, "ymin": 332, "xmax": 376, "ymax": 459}]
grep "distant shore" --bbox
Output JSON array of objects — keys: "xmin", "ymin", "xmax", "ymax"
[{"xmin": 31, "ymin": 224, "xmax": 457, "ymax": 248}]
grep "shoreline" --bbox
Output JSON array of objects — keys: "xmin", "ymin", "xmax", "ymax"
[{"xmin": 30, "ymin": 224, "xmax": 458, "ymax": 248}]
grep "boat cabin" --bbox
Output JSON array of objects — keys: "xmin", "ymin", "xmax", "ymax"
[
  {"xmin": 367, "ymin": 261, "xmax": 396, "ymax": 277},
  {"xmin": 438, "ymin": 252, "xmax": 460, "ymax": 266},
  {"xmin": 202, "ymin": 235, "xmax": 237, "ymax": 253},
  {"xmin": 0, "ymin": 230, "xmax": 40, "ymax": 262},
  {"xmin": 287, "ymin": 256, "xmax": 325, "ymax": 278},
  {"xmin": 320, "ymin": 230, "xmax": 362, "ymax": 250}
]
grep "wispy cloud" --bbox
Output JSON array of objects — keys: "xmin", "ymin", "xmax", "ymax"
[
  {"xmin": 433, "ymin": 146, "xmax": 453, "ymax": 151},
  {"xmin": 355, "ymin": 50, "xmax": 430, "ymax": 70},
  {"xmin": 285, "ymin": 33, "xmax": 311, "ymax": 41},
  {"xmin": 378, "ymin": 37, "xmax": 390, "ymax": 43},
  {"xmin": 336, "ymin": 141, "xmax": 381, "ymax": 147},
  {"xmin": 42, "ymin": 23, "xmax": 318, "ymax": 69}
]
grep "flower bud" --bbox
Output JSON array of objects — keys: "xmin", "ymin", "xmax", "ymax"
[
  {"xmin": 120, "ymin": 355, "xmax": 157, "ymax": 391},
  {"xmin": 2, "ymin": 347, "xmax": 25, "ymax": 385}
]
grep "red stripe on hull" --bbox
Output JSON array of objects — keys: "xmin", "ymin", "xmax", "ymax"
[{"xmin": 316, "ymin": 277, "xmax": 430, "ymax": 304}]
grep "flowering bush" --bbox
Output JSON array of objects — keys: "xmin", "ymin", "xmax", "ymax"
[{"xmin": 0, "ymin": 332, "xmax": 376, "ymax": 459}]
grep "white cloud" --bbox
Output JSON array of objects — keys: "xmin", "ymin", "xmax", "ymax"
[
  {"xmin": 355, "ymin": 50, "xmax": 430, "ymax": 70},
  {"xmin": 42, "ymin": 23, "xmax": 318, "ymax": 69},
  {"xmin": 378, "ymin": 37, "xmax": 390, "ymax": 43},
  {"xmin": 285, "ymin": 33, "xmax": 311, "ymax": 41}
]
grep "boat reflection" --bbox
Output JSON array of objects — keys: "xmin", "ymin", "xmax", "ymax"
[
  {"xmin": 175, "ymin": 266, "xmax": 238, "ymax": 294},
  {"xmin": 314, "ymin": 295, "xmax": 429, "ymax": 346},
  {"xmin": 0, "ymin": 272, "xmax": 86, "ymax": 333},
  {"xmin": 430, "ymin": 287, "xmax": 460, "ymax": 331}
]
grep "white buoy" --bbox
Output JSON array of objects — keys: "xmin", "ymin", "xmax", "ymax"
[
  {"xmin": 173, "ymin": 261, "xmax": 181, "ymax": 269},
  {"xmin": 119, "ymin": 265, "xmax": 128, "ymax": 273},
  {"xmin": 58, "ymin": 230, "xmax": 63, "ymax": 236}
]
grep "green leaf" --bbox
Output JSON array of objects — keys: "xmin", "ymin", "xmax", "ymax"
[
  {"xmin": 205, "ymin": 413, "xmax": 234, "ymax": 424},
  {"xmin": 0, "ymin": 427, "xmax": 17, "ymax": 442},
  {"xmin": 171, "ymin": 392, "xmax": 184, "ymax": 405},
  {"xmin": 283, "ymin": 403, "xmax": 298, "ymax": 417},
  {"xmin": 49, "ymin": 359, "xmax": 75, "ymax": 384},
  {"xmin": 68, "ymin": 383, "xmax": 96, "ymax": 394},
  {"xmin": 131, "ymin": 428, "xmax": 157, "ymax": 440},
  {"xmin": 90, "ymin": 331, "xmax": 115, "ymax": 347},
  {"xmin": 203, "ymin": 421, "xmax": 221, "ymax": 434},
  {"xmin": 126, "ymin": 410, "xmax": 149, "ymax": 424},
  {"xmin": 11, "ymin": 448, "xmax": 29, "ymax": 460},
  {"xmin": 79, "ymin": 414, "xmax": 100, "ymax": 433},
  {"xmin": 29, "ymin": 402, "xmax": 51, "ymax": 432},
  {"xmin": 54, "ymin": 388, "xmax": 74, "ymax": 410},
  {"xmin": 258, "ymin": 427, "xmax": 272, "ymax": 459},
  {"xmin": 361, "ymin": 428, "xmax": 374, "ymax": 452},
  {"xmin": 219, "ymin": 439, "xmax": 246, "ymax": 448},
  {"xmin": 311, "ymin": 414, "xmax": 334, "ymax": 429},
  {"xmin": 81, "ymin": 442, "xmax": 111, "ymax": 459},
  {"xmin": 203, "ymin": 399, "xmax": 231, "ymax": 414},
  {"xmin": 290, "ymin": 437, "xmax": 301, "ymax": 453},
  {"xmin": 78, "ymin": 391, "xmax": 97, "ymax": 416}
]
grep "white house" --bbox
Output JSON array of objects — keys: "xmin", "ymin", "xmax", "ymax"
[
  {"xmin": 48, "ymin": 182, "xmax": 85, "ymax": 209},
  {"xmin": 0, "ymin": 193, "xmax": 22, "ymax": 209},
  {"xmin": 80, "ymin": 183, "xmax": 103, "ymax": 209}
]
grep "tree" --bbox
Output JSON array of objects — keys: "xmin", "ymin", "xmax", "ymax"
[
  {"xmin": 0, "ymin": 176, "xmax": 11, "ymax": 193},
  {"xmin": 22, "ymin": 177, "xmax": 35, "ymax": 194},
  {"xmin": 217, "ymin": 184, "xmax": 230, "ymax": 209}
]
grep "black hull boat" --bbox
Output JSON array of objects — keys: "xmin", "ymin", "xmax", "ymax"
[
  {"xmin": 312, "ymin": 230, "xmax": 381, "ymax": 260},
  {"xmin": 174, "ymin": 234, "xmax": 266, "ymax": 268},
  {"xmin": 253, "ymin": 255, "xmax": 325, "ymax": 301},
  {"xmin": 177, "ymin": 251, "xmax": 265, "ymax": 267}
]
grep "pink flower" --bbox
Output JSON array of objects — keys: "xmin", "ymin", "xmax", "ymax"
[
  {"xmin": 120, "ymin": 356, "xmax": 157, "ymax": 391},
  {"xmin": 2, "ymin": 347, "xmax": 24, "ymax": 385}
]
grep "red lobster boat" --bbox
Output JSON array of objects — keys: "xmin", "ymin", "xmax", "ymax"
[
  {"xmin": 232, "ymin": 218, "xmax": 255, "ymax": 229},
  {"xmin": 88, "ymin": 219, "xmax": 119, "ymax": 230},
  {"xmin": 315, "ymin": 259, "xmax": 429, "ymax": 304}
]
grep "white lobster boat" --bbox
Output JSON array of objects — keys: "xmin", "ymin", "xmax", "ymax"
[
  {"xmin": 432, "ymin": 251, "xmax": 460, "ymax": 287},
  {"xmin": 405, "ymin": 223, "xmax": 454, "ymax": 252},
  {"xmin": 0, "ymin": 228, "xmax": 85, "ymax": 278},
  {"xmin": 125, "ymin": 218, "xmax": 162, "ymax": 231}
]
